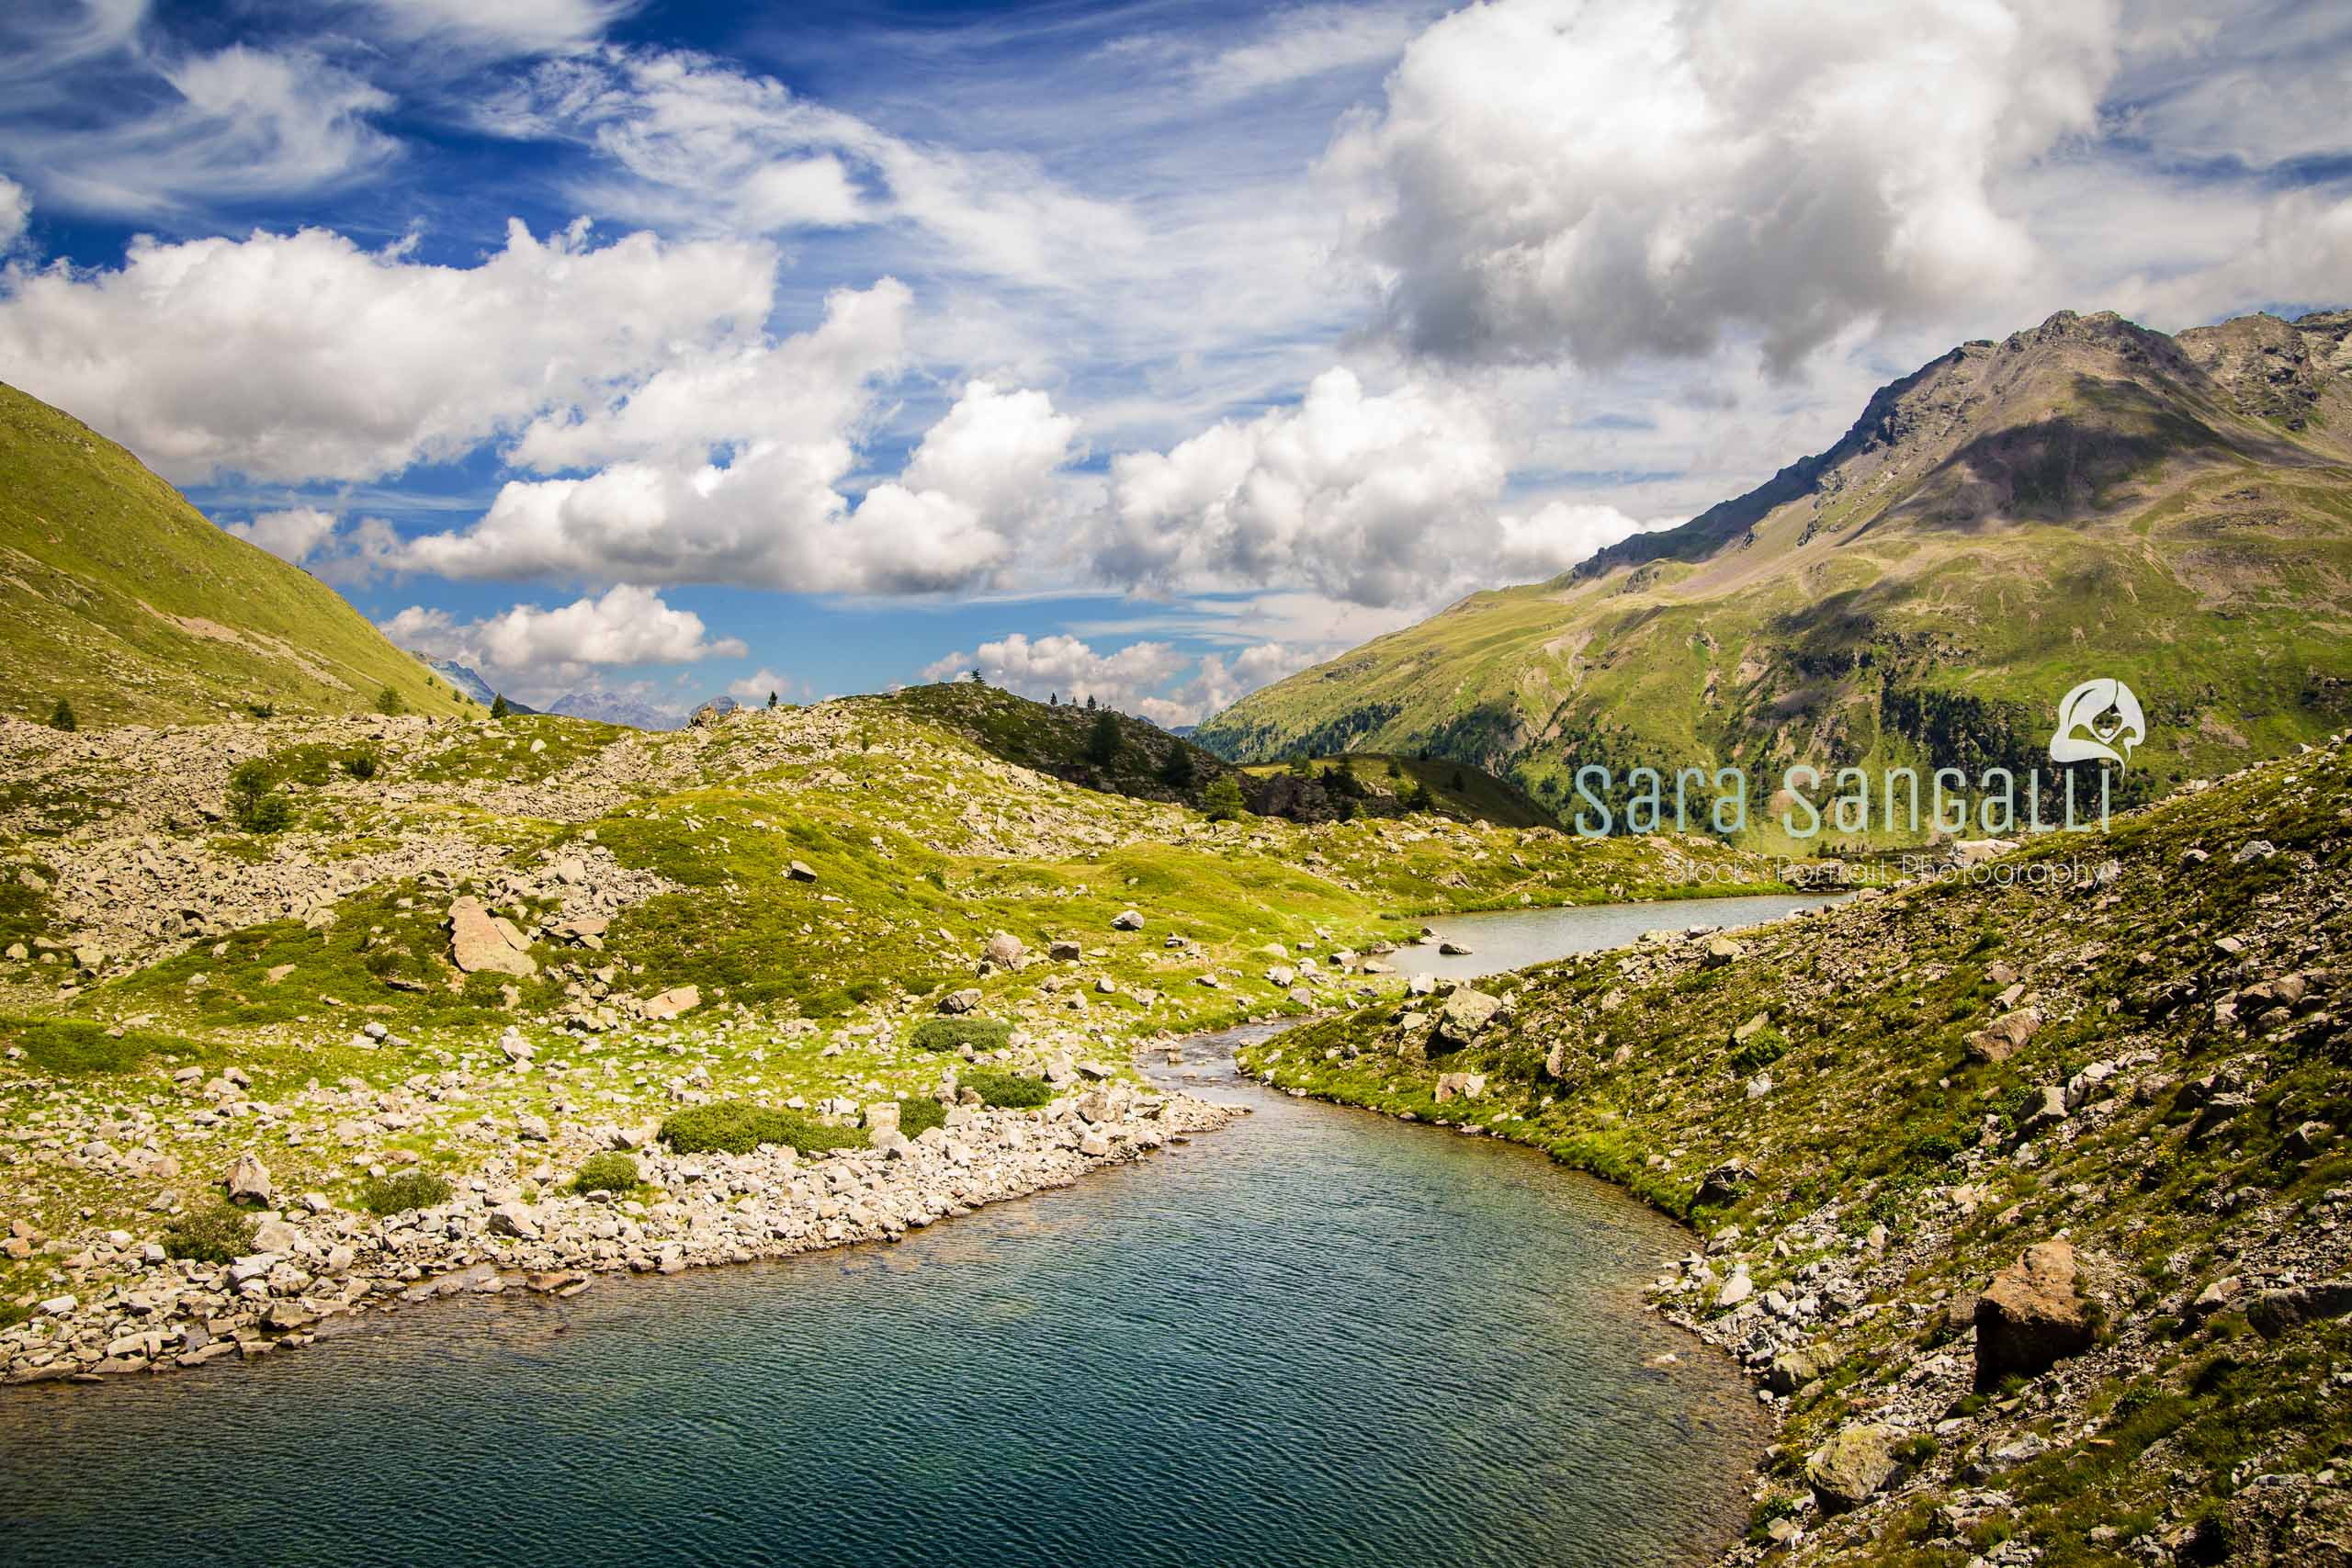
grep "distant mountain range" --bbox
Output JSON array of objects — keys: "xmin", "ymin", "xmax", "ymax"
[
  {"xmin": 1198, "ymin": 307, "xmax": 2352, "ymax": 842},
  {"xmin": 544, "ymin": 690, "xmax": 690, "ymax": 730},
  {"xmin": 414, "ymin": 658, "xmax": 538, "ymax": 714}
]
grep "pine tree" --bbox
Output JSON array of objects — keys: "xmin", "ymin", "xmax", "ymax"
[
  {"xmin": 1203, "ymin": 775, "xmax": 1246, "ymax": 821},
  {"xmin": 1159, "ymin": 746, "xmax": 1196, "ymax": 788},
  {"xmin": 767, "ymin": 691, "xmax": 779, "ymax": 709},
  {"xmin": 490, "ymin": 694, "xmax": 510, "ymax": 719},
  {"xmin": 48, "ymin": 699, "xmax": 75, "ymax": 732},
  {"xmin": 1086, "ymin": 709, "xmax": 1121, "ymax": 765}
]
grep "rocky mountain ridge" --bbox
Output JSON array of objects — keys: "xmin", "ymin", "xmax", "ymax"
[{"xmin": 1199, "ymin": 308, "xmax": 2352, "ymax": 844}]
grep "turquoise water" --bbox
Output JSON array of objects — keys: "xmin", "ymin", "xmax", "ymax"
[
  {"xmin": 0, "ymin": 1047, "xmax": 1768, "ymax": 1568},
  {"xmin": 1388, "ymin": 894, "xmax": 1833, "ymax": 982}
]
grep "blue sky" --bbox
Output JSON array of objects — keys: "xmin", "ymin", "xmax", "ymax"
[{"xmin": 1, "ymin": 0, "xmax": 2346, "ymax": 720}]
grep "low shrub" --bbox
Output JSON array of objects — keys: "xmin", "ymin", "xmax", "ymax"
[
  {"xmin": 897, "ymin": 1098, "xmax": 948, "ymax": 1137},
  {"xmin": 356, "ymin": 1169, "xmax": 453, "ymax": 1215},
  {"xmin": 660, "ymin": 1100, "xmax": 863, "ymax": 1156},
  {"xmin": 225, "ymin": 761, "xmax": 295, "ymax": 834},
  {"xmin": 571, "ymin": 1152, "xmax": 640, "ymax": 1193},
  {"xmin": 963, "ymin": 1069, "xmax": 1053, "ymax": 1110},
  {"xmin": 164, "ymin": 1204, "xmax": 256, "ymax": 1264},
  {"xmin": 343, "ymin": 748, "xmax": 380, "ymax": 782},
  {"xmin": 910, "ymin": 1017, "xmax": 1012, "ymax": 1054}
]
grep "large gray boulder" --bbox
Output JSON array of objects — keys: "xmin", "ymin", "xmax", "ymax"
[
  {"xmin": 1436, "ymin": 987, "xmax": 1502, "ymax": 1044},
  {"xmin": 1806, "ymin": 1423, "xmax": 1898, "ymax": 1512}
]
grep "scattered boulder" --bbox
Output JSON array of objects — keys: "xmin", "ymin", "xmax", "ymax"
[
  {"xmin": 1433, "ymin": 1071, "xmax": 1487, "ymax": 1104},
  {"xmin": 1964, "ymin": 1008, "xmax": 2042, "ymax": 1065},
  {"xmin": 1806, "ymin": 1423, "xmax": 1899, "ymax": 1512},
  {"xmin": 222, "ymin": 1154, "xmax": 273, "ymax": 1206},
  {"xmin": 982, "ymin": 932, "xmax": 1026, "ymax": 969},
  {"xmin": 1695, "ymin": 1160, "xmax": 1752, "ymax": 1208},
  {"xmin": 937, "ymin": 988, "xmax": 984, "ymax": 1015},
  {"xmin": 1975, "ymin": 1239, "xmax": 2094, "ymax": 1386},
  {"xmin": 1047, "ymin": 940, "xmax": 1082, "ymax": 961},
  {"xmin": 640, "ymin": 985, "xmax": 701, "ymax": 1021},
  {"xmin": 447, "ymin": 896, "xmax": 536, "ymax": 977},
  {"xmin": 2247, "ymin": 1277, "xmax": 2352, "ymax": 1339},
  {"xmin": 1111, "ymin": 909, "xmax": 1145, "ymax": 931},
  {"xmin": 1702, "ymin": 936, "xmax": 1744, "ymax": 968},
  {"xmin": 786, "ymin": 860, "xmax": 819, "ymax": 883},
  {"xmin": 1435, "ymin": 987, "xmax": 1502, "ymax": 1044}
]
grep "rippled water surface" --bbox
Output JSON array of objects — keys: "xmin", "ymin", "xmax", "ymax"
[
  {"xmin": 1387, "ymin": 893, "xmax": 1834, "ymax": 982},
  {"xmin": 0, "ymin": 1046, "xmax": 1768, "ymax": 1568}
]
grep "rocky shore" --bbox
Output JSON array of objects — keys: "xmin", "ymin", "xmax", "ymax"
[
  {"xmin": 4, "ymin": 1078, "xmax": 1239, "ymax": 1386},
  {"xmin": 1242, "ymin": 736, "xmax": 2352, "ymax": 1565}
]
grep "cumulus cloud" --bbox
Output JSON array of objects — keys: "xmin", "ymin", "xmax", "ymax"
[
  {"xmin": 407, "ymin": 373, "xmax": 1080, "ymax": 594},
  {"xmin": 1331, "ymin": 0, "xmax": 2120, "ymax": 371},
  {"xmin": 918, "ymin": 633, "xmax": 1324, "ymax": 727},
  {"xmin": 380, "ymin": 584, "xmax": 744, "ymax": 698},
  {"xmin": 726, "ymin": 668, "xmax": 793, "ymax": 705},
  {"xmin": 1098, "ymin": 367, "xmax": 1532, "ymax": 608},
  {"xmin": 0, "ymin": 219, "xmax": 776, "ymax": 483},
  {"xmin": 223, "ymin": 506, "xmax": 336, "ymax": 564},
  {"xmin": 920, "ymin": 633, "xmax": 1189, "ymax": 713}
]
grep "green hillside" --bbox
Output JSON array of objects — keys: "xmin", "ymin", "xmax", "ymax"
[
  {"xmin": 1239, "ymin": 752, "xmax": 1560, "ymax": 829},
  {"xmin": 1243, "ymin": 733, "xmax": 2352, "ymax": 1563},
  {"xmin": 1198, "ymin": 309, "xmax": 2352, "ymax": 849},
  {"xmin": 0, "ymin": 380, "xmax": 469, "ymax": 728}
]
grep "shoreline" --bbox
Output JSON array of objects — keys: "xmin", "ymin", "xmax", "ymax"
[{"xmin": 3, "ymin": 1080, "xmax": 1243, "ymax": 1390}]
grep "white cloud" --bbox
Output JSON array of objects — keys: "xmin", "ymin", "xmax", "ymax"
[
  {"xmin": 0, "ymin": 219, "xmax": 776, "ymax": 483},
  {"xmin": 380, "ymin": 584, "xmax": 744, "ymax": 701},
  {"xmin": 917, "ymin": 632, "xmax": 1326, "ymax": 727},
  {"xmin": 407, "ymin": 373, "xmax": 1080, "ymax": 594},
  {"xmin": 920, "ymin": 633, "xmax": 1188, "ymax": 712},
  {"xmin": 1095, "ymin": 367, "xmax": 1511, "ymax": 608},
  {"xmin": 17, "ymin": 46, "xmax": 398, "ymax": 217},
  {"xmin": 489, "ymin": 46, "xmax": 1147, "ymax": 282},
  {"xmin": 1330, "ymin": 0, "xmax": 2120, "ymax": 371},
  {"xmin": 0, "ymin": 177, "xmax": 28, "ymax": 253},
  {"xmin": 223, "ymin": 505, "xmax": 336, "ymax": 564},
  {"xmin": 358, "ymin": 0, "xmax": 637, "ymax": 58},
  {"xmin": 1493, "ymin": 499, "xmax": 1667, "ymax": 581},
  {"xmin": 727, "ymin": 668, "xmax": 792, "ymax": 705}
]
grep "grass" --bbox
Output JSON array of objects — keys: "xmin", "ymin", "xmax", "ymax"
[
  {"xmin": 897, "ymin": 1097, "xmax": 948, "ymax": 1137},
  {"xmin": 355, "ymin": 1170, "xmax": 453, "ymax": 1215},
  {"xmin": 0, "ymin": 1015, "xmax": 209, "ymax": 1076},
  {"xmin": 0, "ymin": 379, "xmax": 470, "ymax": 729},
  {"xmin": 164, "ymin": 1205, "xmax": 256, "ymax": 1264},
  {"xmin": 571, "ymin": 1153, "xmax": 639, "ymax": 1194},
  {"xmin": 660, "ymin": 1101, "xmax": 865, "ymax": 1156},
  {"xmin": 910, "ymin": 1018, "xmax": 1012, "ymax": 1053},
  {"xmin": 963, "ymin": 1069, "xmax": 1054, "ymax": 1109}
]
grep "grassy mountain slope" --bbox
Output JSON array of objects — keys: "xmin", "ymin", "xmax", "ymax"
[
  {"xmin": 1243, "ymin": 737, "xmax": 2352, "ymax": 1563},
  {"xmin": 0, "ymin": 381, "xmax": 469, "ymax": 728},
  {"xmin": 1239, "ymin": 752, "xmax": 1561, "ymax": 829},
  {"xmin": 1199, "ymin": 310, "xmax": 2352, "ymax": 847}
]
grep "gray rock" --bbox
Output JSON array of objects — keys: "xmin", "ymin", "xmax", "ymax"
[
  {"xmin": 1806, "ymin": 1423, "xmax": 1898, "ymax": 1512},
  {"xmin": 222, "ymin": 1154, "xmax": 273, "ymax": 1206}
]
